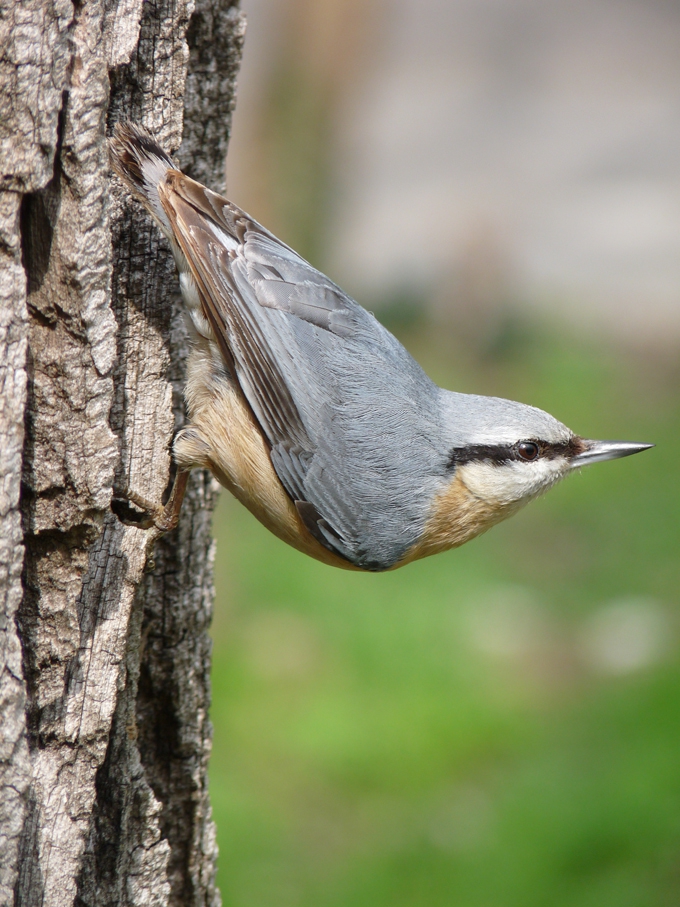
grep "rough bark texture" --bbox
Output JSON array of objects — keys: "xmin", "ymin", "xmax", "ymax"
[{"xmin": 0, "ymin": 0, "xmax": 245, "ymax": 903}]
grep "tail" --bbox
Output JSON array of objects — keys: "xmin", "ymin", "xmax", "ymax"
[{"xmin": 109, "ymin": 122, "xmax": 178, "ymax": 235}]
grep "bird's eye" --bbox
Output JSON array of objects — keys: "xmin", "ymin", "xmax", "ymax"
[{"xmin": 517, "ymin": 441, "xmax": 539, "ymax": 461}]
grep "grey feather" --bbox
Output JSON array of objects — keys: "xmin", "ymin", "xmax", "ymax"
[{"xmin": 165, "ymin": 182, "xmax": 449, "ymax": 568}]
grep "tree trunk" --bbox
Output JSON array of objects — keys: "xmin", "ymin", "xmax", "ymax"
[{"xmin": 0, "ymin": 0, "xmax": 244, "ymax": 903}]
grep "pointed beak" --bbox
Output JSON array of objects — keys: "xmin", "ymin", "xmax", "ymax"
[{"xmin": 571, "ymin": 439, "xmax": 655, "ymax": 468}]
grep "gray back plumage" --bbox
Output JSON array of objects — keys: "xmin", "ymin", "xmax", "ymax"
[{"xmin": 220, "ymin": 226, "xmax": 449, "ymax": 569}]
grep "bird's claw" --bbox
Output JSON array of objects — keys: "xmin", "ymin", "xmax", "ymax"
[
  {"xmin": 111, "ymin": 470, "xmax": 190, "ymax": 534},
  {"xmin": 111, "ymin": 488, "xmax": 160, "ymax": 530}
]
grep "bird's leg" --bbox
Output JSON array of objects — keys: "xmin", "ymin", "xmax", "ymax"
[{"xmin": 112, "ymin": 468, "xmax": 191, "ymax": 533}]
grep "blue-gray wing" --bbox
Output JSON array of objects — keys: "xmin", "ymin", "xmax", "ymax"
[{"xmin": 160, "ymin": 173, "xmax": 445, "ymax": 569}]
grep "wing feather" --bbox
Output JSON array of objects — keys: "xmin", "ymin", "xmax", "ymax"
[
  {"xmin": 159, "ymin": 177, "xmax": 333, "ymax": 522},
  {"xmin": 157, "ymin": 171, "xmax": 442, "ymax": 569}
]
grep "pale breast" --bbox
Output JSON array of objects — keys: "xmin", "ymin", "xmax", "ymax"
[
  {"xmin": 398, "ymin": 472, "xmax": 519, "ymax": 567},
  {"xmin": 175, "ymin": 342, "xmax": 358, "ymax": 570}
]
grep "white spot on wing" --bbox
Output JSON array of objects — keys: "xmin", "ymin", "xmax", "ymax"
[
  {"xmin": 140, "ymin": 156, "xmax": 174, "ymax": 236},
  {"xmin": 209, "ymin": 222, "xmax": 240, "ymax": 252}
]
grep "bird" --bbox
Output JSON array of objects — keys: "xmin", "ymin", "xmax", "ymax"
[{"xmin": 109, "ymin": 122, "xmax": 653, "ymax": 572}]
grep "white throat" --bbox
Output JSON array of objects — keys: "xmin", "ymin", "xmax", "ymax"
[{"xmin": 457, "ymin": 457, "xmax": 571, "ymax": 507}]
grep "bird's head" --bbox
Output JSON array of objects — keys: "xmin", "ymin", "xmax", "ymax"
[
  {"xmin": 397, "ymin": 393, "xmax": 653, "ymax": 567},
  {"xmin": 440, "ymin": 391, "xmax": 653, "ymax": 512}
]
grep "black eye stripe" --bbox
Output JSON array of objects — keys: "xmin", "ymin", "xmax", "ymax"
[
  {"xmin": 447, "ymin": 438, "xmax": 585, "ymax": 469},
  {"xmin": 448, "ymin": 444, "xmax": 517, "ymax": 467}
]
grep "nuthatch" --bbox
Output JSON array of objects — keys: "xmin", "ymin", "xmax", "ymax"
[{"xmin": 109, "ymin": 123, "xmax": 653, "ymax": 572}]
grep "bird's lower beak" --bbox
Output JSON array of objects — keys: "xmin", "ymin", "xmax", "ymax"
[{"xmin": 571, "ymin": 439, "xmax": 654, "ymax": 468}]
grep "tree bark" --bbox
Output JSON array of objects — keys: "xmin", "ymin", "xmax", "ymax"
[{"xmin": 0, "ymin": 0, "xmax": 245, "ymax": 903}]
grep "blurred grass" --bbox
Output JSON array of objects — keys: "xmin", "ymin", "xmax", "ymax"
[{"xmin": 209, "ymin": 319, "xmax": 680, "ymax": 907}]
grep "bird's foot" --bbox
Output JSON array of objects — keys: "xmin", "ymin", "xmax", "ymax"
[{"xmin": 112, "ymin": 470, "xmax": 190, "ymax": 533}]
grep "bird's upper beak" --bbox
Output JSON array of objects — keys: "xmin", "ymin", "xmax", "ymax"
[{"xmin": 571, "ymin": 439, "xmax": 654, "ymax": 468}]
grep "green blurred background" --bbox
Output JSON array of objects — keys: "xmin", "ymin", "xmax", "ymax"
[{"xmin": 208, "ymin": 2, "xmax": 680, "ymax": 903}]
